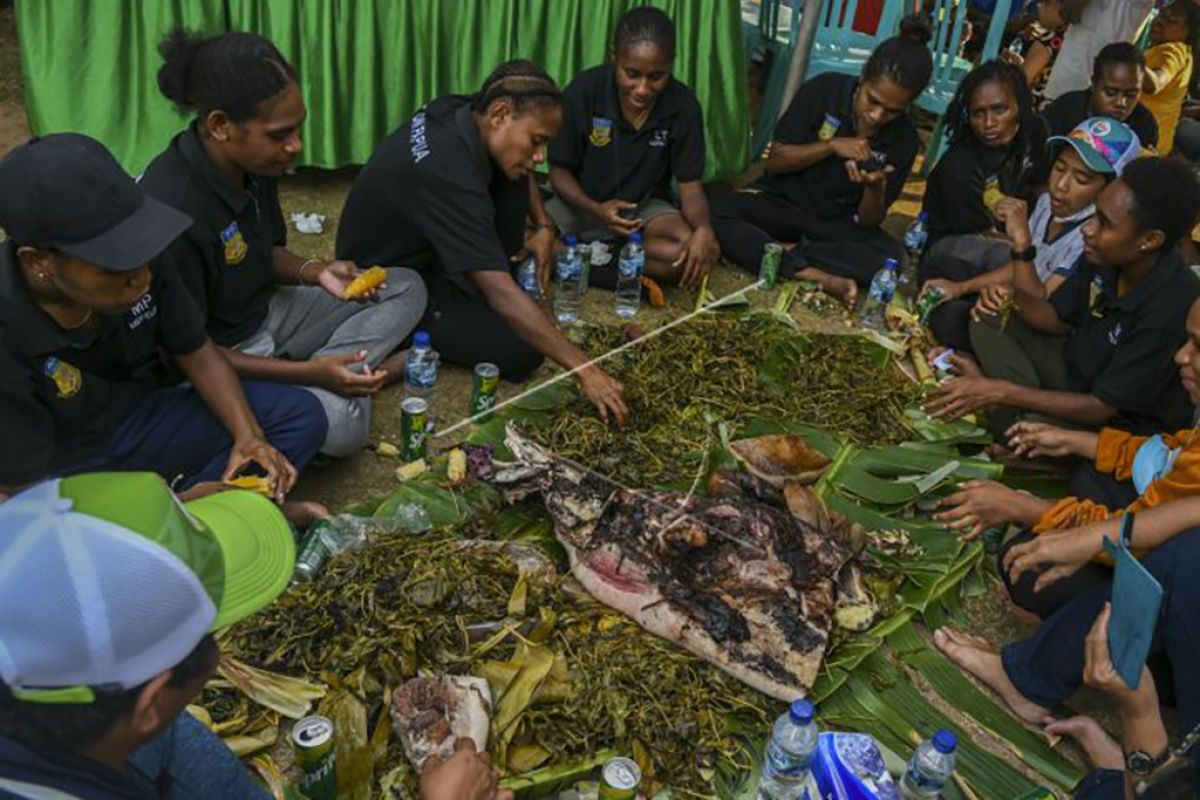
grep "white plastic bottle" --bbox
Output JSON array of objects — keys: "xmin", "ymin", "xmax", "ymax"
[
  {"xmin": 858, "ymin": 258, "xmax": 899, "ymax": 331},
  {"xmin": 553, "ymin": 234, "xmax": 584, "ymax": 324},
  {"xmin": 758, "ymin": 700, "xmax": 819, "ymax": 799},
  {"xmin": 900, "ymin": 730, "xmax": 958, "ymax": 799},
  {"xmin": 403, "ymin": 331, "xmax": 438, "ymax": 402},
  {"xmin": 615, "ymin": 231, "xmax": 645, "ymax": 318}
]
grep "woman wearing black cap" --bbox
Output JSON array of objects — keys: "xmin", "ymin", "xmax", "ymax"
[
  {"xmin": 711, "ymin": 16, "xmax": 934, "ymax": 306},
  {"xmin": 0, "ymin": 133, "xmax": 325, "ymax": 503},
  {"xmin": 336, "ymin": 60, "xmax": 627, "ymax": 425},
  {"xmin": 546, "ymin": 6, "xmax": 718, "ymax": 290},
  {"xmin": 139, "ymin": 31, "xmax": 427, "ymax": 458}
]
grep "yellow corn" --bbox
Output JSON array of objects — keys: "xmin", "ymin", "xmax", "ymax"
[
  {"xmin": 224, "ymin": 475, "xmax": 272, "ymax": 496},
  {"xmin": 343, "ymin": 266, "xmax": 387, "ymax": 300}
]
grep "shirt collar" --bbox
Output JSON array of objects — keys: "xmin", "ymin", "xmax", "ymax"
[
  {"xmin": 179, "ymin": 122, "xmax": 253, "ymax": 215},
  {"xmin": 0, "ymin": 244, "xmax": 83, "ymax": 357}
]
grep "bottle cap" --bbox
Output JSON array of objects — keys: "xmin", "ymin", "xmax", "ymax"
[
  {"xmin": 918, "ymin": 211, "xmax": 929, "ymax": 222},
  {"xmin": 413, "ymin": 331, "xmax": 431, "ymax": 348},
  {"xmin": 564, "ymin": 233, "xmax": 578, "ymax": 247},
  {"xmin": 932, "ymin": 729, "xmax": 957, "ymax": 754},
  {"xmin": 629, "ymin": 231, "xmax": 643, "ymax": 244},
  {"xmin": 788, "ymin": 699, "xmax": 814, "ymax": 724},
  {"xmin": 884, "ymin": 258, "xmax": 899, "ymax": 270}
]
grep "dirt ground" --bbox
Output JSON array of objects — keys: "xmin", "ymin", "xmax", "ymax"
[{"xmin": 2, "ymin": 6, "xmax": 1118, "ymax": 778}]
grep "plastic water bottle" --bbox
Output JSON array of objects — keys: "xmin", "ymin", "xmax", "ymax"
[
  {"xmin": 758, "ymin": 700, "xmax": 819, "ymax": 799},
  {"xmin": 515, "ymin": 254, "xmax": 542, "ymax": 301},
  {"xmin": 900, "ymin": 730, "xmax": 957, "ymax": 799},
  {"xmin": 404, "ymin": 331, "xmax": 438, "ymax": 402},
  {"xmin": 899, "ymin": 211, "xmax": 929, "ymax": 291},
  {"xmin": 553, "ymin": 234, "xmax": 584, "ymax": 325},
  {"xmin": 615, "ymin": 231, "xmax": 645, "ymax": 318},
  {"xmin": 859, "ymin": 258, "xmax": 900, "ymax": 331}
]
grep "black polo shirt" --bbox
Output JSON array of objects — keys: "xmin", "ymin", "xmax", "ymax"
[
  {"xmin": 548, "ymin": 64, "xmax": 706, "ymax": 204},
  {"xmin": 0, "ymin": 245, "xmax": 207, "ymax": 487},
  {"xmin": 0, "ymin": 734, "xmax": 157, "ymax": 799},
  {"xmin": 755, "ymin": 73, "xmax": 919, "ymax": 222},
  {"xmin": 1032, "ymin": 89, "xmax": 1159, "ymax": 184},
  {"xmin": 335, "ymin": 95, "xmax": 528, "ymax": 293},
  {"xmin": 1051, "ymin": 249, "xmax": 1199, "ymax": 433},
  {"xmin": 139, "ymin": 123, "xmax": 288, "ymax": 347},
  {"xmin": 923, "ymin": 121, "xmax": 1048, "ymax": 241}
]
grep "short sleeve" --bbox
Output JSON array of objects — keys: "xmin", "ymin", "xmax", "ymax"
[
  {"xmin": 883, "ymin": 125, "xmax": 918, "ymax": 209},
  {"xmin": 0, "ymin": 346, "xmax": 52, "ymax": 486},
  {"xmin": 1131, "ymin": 106, "xmax": 1160, "ymax": 150},
  {"xmin": 924, "ymin": 145, "xmax": 991, "ymax": 234},
  {"xmin": 153, "ymin": 265, "xmax": 209, "ymax": 356},
  {"xmin": 548, "ymin": 79, "xmax": 587, "ymax": 170},
  {"xmin": 772, "ymin": 76, "xmax": 830, "ymax": 145},
  {"xmin": 1049, "ymin": 263, "xmax": 1087, "ymax": 324},
  {"xmin": 670, "ymin": 92, "xmax": 706, "ymax": 183},
  {"xmin": 264, "ymin": 180, "xmax": 288, "ymax": 248},
  {"xmin": 1090, "ymin": 324, "xmax": 1182, "ymax": 415},
  {"xmin": 417, "ymin": 165, "xmax": 510, "ymax": 275},
  {"xmin": 1147, "ymin": 42, "xmax": 1190, "ymax": 79}
]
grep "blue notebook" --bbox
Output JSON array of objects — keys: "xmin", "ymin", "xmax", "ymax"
[{"xmin": 1103, "ymin": 519, "xmax": 1163, "ymax": 690}]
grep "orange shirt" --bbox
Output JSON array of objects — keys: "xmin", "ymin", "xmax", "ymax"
[
  {"xmin": 1142, "ymin": 42, "xmax": 1193, "ymax": 156},
  {"xmin": 1034, "ymin": 426, "xmax": 1200, "ymax": 535}
]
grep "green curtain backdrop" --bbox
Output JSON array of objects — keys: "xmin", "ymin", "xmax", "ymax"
[{"xmin": 15, "ymin": 0, "xmax": 749, "ymax": 179}]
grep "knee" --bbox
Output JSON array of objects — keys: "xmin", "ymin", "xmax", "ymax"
[
  {"xmin": 495, "ymin": 345, "xmax": 544, "ymax": 382},
  {"xmin": 254, "ymin": 383, "xmax": 329, "ymax": 462},
  {"xmin": 318, "ymin": 397, "xmax": 371, "ymax": 458}
]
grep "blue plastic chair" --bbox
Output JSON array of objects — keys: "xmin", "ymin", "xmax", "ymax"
[
  {"xmin": 806, "ymin": 0, "xmax": 905, "ymax": 79},
  {"xmin": 917, "ymin": 0, "xmax": 1014, "ymax": 171}
]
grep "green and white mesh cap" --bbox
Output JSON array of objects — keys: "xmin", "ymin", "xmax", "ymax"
[{"xmin": 0, "ymin": 472, "xmax": 294, "ymax": 703}]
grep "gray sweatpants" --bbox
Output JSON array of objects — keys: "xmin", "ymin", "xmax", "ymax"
[{"xmin": 237, "ymin": 267, "xmax": 426, "ymax": 456}]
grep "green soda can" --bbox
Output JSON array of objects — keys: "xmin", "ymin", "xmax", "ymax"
[
  {"xmin": 470, "ymin": 363, "xmax": 500, "ymax": 422},
  {"xmin": 292, "ymin": 715, "xmax": 337, "ymax": 800},
  {"xmin": 916, "ymin": 284, "xmax": 946, "ymax": 323},
  {"xmin": 758, "ymin": 242, "xmax": 783, "ymax": 290},
  {"xmin": 598, "ymin": 757, "xmax": 642, "ymax": 799},
  {"xmin": 293, "ymin": 519, "xmax": 334, "ymax": 583},
  {"xmin": 400, "ymin": 397, "xmax": 429, "ymax": 462}
]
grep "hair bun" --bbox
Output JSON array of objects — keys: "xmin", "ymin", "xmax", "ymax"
[{"xmin": 898, "ymin": 13, "xmax": 934, "ymax": 46}]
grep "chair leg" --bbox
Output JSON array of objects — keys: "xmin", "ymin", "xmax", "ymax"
[{"xmin": 920, "ymin": 118, "xmax": 947, "ymax": 177}]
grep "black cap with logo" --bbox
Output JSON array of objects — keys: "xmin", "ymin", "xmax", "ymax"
[{"xmin": 0, "ymin": 134, "xmax": 192, "ymax": 272}]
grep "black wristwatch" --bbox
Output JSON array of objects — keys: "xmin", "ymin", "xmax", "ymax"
[
  {"xmin": 1126, "ymin": 748, "xmax": 1169, "ymax": 777},
  {"xmin": 1010, "ymin": 245, "xmax": 1037, "ymax": 262}
]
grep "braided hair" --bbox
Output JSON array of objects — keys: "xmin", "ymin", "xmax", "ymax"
[
  {"xmin": 157, "ymin": 30, "xmax": 296, "ymax": 122},
  {"xmin": 471, "ymin": 59, "xmax": 563, "ymax": 115},
  {"xmin": 613, "ymin": 6, "xmax": 677, "ymax": 59}
]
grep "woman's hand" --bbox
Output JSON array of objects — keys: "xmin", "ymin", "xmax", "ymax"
[
  {"xmin": 972, "ymin": 284, "xmax": 1013, "ymax": 321},
  {"xmin": 919, "ymin": 278, "xmax": 966, "ymax": 303},
  {"xmin": 925, "ymin": 376, "xmax": 1007, "ymax": 421},
  {"xmin": 672, "ymin": 225, "xmax": 718, "ymax": 288},
  {"xmin": 309, "ymin": 351, "xmax": 387, "ymax": 397},
  {"xmin": 1006, "ymin": 421, "xmax": 1091, "ymax": 459},
  {"xmin": 934, "ymin": 480, "xmax": 1028, "ymax": 539},
  {"xmin": 844, "ymin": 161, "xmax": 894, "ymax": 187},
  {"xmin": 577, "ymin": 366, "xmax": 628, "ymax": 427},
  {"xmin": 994, "ymin": 197, "xmax": 1032, "ymax": 250},
  {"xmin": 596, "ymin": 199, "xmax": 643, "ymax": 236},
  {"xmin": 1002, "ymin": 525, "xmax": 1104, "ymax": 593},
  {"xmin": 829, "ymin": 137, "xmax": 872, "ymax": 162},
  {"xmin": 318, "ymin": 260, "xmax": 380, "ymax": 301},
  {"xmin": 1083, "ymin": 603, "xmax": 1159, "ymax": 712},
  {"xmin": 419, "ymin": 739, "xmax": 513, "ymax": 800},
  {"xmin": 516, "ymin": 225, "xmax": 559, "ymax": 295},
  {"xmin": 221, "ymin": 436, "xmax": 297, "ymax": 503}
]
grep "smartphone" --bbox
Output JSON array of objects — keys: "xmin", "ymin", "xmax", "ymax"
[{"xmin": 857, "ymin": 151, "xmax": 888, "ymax": 173}]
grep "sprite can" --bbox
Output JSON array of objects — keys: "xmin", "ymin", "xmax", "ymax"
[
  {"xmin": 758, "ymin": 242, "xmax": 783, "ymax": 290},
  {"xmin": 293, "ymin": 519, "xmax": 335, "ymax": 583},
  {"xmin": 292, "ymin": 715, "xmax": 337, "ymax": 800},
  {"xmin": 400, "ymin": 397, "xmax": 429, "ymax": 462},
  {"xmin": 598, "ymin": 757, "xmax": 642, "ymax": 799},
  {"xmin": 470, "ymin": 362, "xmax": 500, "ymax": 422},
  {"xmin": 916, "ymin": 284, "xmax": 946, "ymax": 323}
]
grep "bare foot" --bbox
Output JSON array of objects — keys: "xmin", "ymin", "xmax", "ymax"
[
  {"xmin": 932, "ymin": 628, "xmax": 1052, "ymax": 725},
  {"xmin": 795, "ymin": 266, "xmax": 858, "ymax": 307},
  {"xmin": 282, "ymin": 500, "xmax": 331, "ymax": 530},
  {"xmin": 1045, "ymin": 715, "xmax": 1124, "ymax": 770}
]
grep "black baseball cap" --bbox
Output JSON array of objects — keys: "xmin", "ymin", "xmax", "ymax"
[{"xmin": 0, "ymin": 134, "xmax": 192, "ymax": 271}]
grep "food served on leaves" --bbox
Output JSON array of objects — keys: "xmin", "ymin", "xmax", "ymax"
[{"xmin": 391, "ymin": 676, "xmax": 492, "ymax": 770}]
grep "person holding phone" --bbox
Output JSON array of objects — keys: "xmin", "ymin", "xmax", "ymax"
[
  {"xmin": 711, "ymin": 16, "xmax": 934, "ymax": 306},
  {"xmin": 547, "ymin": 7, "xmax": 718, "ymax": 291}
]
